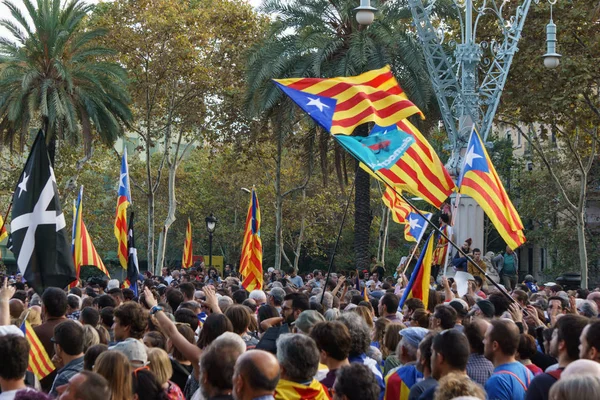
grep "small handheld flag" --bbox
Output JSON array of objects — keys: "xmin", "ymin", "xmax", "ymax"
[
  {"xmin": 72, "ymin": 186, "xmax": 110, "ymax": 287},
  {"xmin": 458, "ymin": 128, "xmax": 525, "ymax": 249},
  {"xmin": 240, "ymin": 187, "xmax": 263, "ymax": 291},
  {"xmin": 399, "ymin": 233, "xmax": 435, "ymax": 310},
  {"xmin": 20, "ymin": 319, "xmax": 55, "ymax": 380},
  {"xmin": 182, "ymin": 218, "xmax": 193, "ymax": 268},
  {"xmin": 9, "ymin": 130, "xmax": 76, "ymax": 293},
  {"xmin": 404, "ymin": 211, "xmax": 432, "ymax": 243},
  {"xmin": 114, "ymin": 148, "xmax": 131, "ymax": 269}
]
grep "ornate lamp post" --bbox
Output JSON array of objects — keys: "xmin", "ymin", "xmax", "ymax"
[
  {"xmin": 205, "ymin": 214, "xmax": 217, "ymax": 267},
  {"xmin": 355, "ymin": 0, "xmax": 560, "ymax": 175}
]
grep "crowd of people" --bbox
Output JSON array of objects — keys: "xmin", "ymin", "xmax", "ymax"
[{"xmin": 1, "ymin": 263, "xmax": 600, "ymax": 400}]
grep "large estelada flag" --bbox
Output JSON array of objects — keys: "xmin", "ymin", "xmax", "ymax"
[
  {"xmin": 72, "ymin": 186, "xmax": 110, "ymax": 286},
  {"xmin": 399, "ymin": 232, "xmax": 435, "ymax": 310},
  {"xmin": 123, "ymin": 212, "xmax": 140, "ymax": 297},
  {"xmin": 182, "ymin": 218, "xmax": 193, "ymax": 268},
  {"xmin": 20, "ymin": 319, "xmax": 55, "ymax": 380},
  {"xmin": 273, "ymin": 66, "xmax": 422, "ymax": 135},
  {"xmin": 114, "ymin": 148, "xmax": 131, "ymax": 269},
  {"xmin": 240, "ymin": 187, "xmax": 263, "ymax": 291},
  {"xmin": 458, "ymin": 128, "xmax": 525, "ymax": 249},
  {"xmin": 8, "ymin": 130, "xmax": 76, "ymax": 293},
  {"xmin": 274, "ymin": 67, "xmax": 455, "ymax": 208}
]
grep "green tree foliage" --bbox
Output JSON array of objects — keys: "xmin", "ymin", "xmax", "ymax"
[{"xmin": 0, "ymin": 0, "xmax": 132, "ymax": 159}]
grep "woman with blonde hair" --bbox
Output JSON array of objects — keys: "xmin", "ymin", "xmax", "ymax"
[
  {"xmin": 352, "ymin": 305, "xmax": 374, "ymax": 329},
  {"xmin": 147, "ymin": 347, "xmax": 185, "ymax": 400},
  {"xmin": 372, "ymin": 317, "xmax": 390, "ymax": 350},
  {"xmin": 82, "ymin": 324, "xmax": 100, "ymax": 353},
  {"xmin": 94, "ymin": 350, "xmax": 132, "ymax": 400}
]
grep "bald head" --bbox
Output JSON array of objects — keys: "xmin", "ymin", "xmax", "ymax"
[
  {"xmin": 233, "ymin": 350, "xmax": 280, "ymax": 400},
  {"xmin": 587, "ymin": 292, "xmax": 600, "ymax": 306},
  {"xmin": 562, "ymin": 359, "xmax": 600, "ymax": 379},
  {"xmin": 472, "ymin": 317, "xmax": 491, "ymax": 336}
]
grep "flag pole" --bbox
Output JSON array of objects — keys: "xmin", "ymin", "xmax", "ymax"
[
  {"xmin": 401, "ymin": 235, "xmax": 424, "ymax": 276},
  {"xmin": 320, "ymin": 170, "xmax": 356, "ymax": 305},
  {"xmin": 347, "ymin": 161, "xmax": 521, "ymax": 311},
  {"xmin": 0, "ymin": 200, "xmax": 13, "ymax": 235}
]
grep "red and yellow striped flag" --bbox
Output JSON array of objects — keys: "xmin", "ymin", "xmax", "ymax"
[
  {"xmin": 274, "ymin": 66, "xmax": 423, "ymax": 135},
  {"xmin": 0, "ymin": 215, "xmax": 7, "ymax": 243},
  {"xmin": 182, "ymin": 218, "xmax": 193, "ymax": 268},
  {"xmin": 20, "ymin": 320, "xmax": 55, "ymax": 380},
  {"xmin": 458, "ymin": 129, "xmax": 525, "ymax": 249},
  {"xmin": 399, "ymin": 233, "xmax": 435, "ymax": 310},
  {"xmin": 381, "ymin": 186, "xmax": 412, "ymax": 224},
  {"xmin": 240, "ymin": 187, "xmax": 263, "ymax": 291},
  {"xmin": 114, "ymin": 149, "xmax": 131, "ymax": 269},
  {"xmin": 73, "ymin": 187, "xmax": 110, "ymax": 285}
]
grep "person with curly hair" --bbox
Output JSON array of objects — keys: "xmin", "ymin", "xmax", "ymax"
[{"xmin": 433, "ymin": 372, "xmax": 485, "ymax": 400}]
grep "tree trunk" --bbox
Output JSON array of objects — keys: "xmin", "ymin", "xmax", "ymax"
[
  {"xmin": 293, "ymin": 187, "xmax": 307, "ymax": 270},
  {"xmin": 354, "ymin": 124, "xmax": 371, "ymax": 271},
  {"xmin": 147, "ymin": 191, "xmax": 156, "ymax": 274},
  {"xmin": 274, "ymin": 126, "xmax": 283, "ymax": 270},
  {"xmin": 576, "ymin": 211, "xmax": 588, "ymax": 288},
  {"xmin": 155, "ymin": 165, "xmax": 177, "ymax": 272}
]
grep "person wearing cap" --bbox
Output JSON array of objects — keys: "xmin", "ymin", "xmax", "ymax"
[
  {"xmin": 109, "ymin": 302, "xmax": 148, "ymax": 367},
  {"xmin": 294, "ymin": 310, "xmax": 325, "ymax": 335},
  {"xmin": 383, "ymin": 327, "xmax": 429, "ymax": 399},
  {"xmin": 448, "ymin": 299, "xmax": 468, "ymax": 332},
  {"xmin": 469, "ymin": 299, "xmax": 495, "ymax": 321},
  {"xmin": 50, "ymin": 320, "xmax": 85, "ymax": 397},
  {"xmin": 408, "ymin": 334, "xmax": 435, "ymax": 400}
]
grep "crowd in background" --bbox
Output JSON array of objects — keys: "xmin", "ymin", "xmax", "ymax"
[{"xmin": 1, "ymin": 261, "xmax": 600, "ymax": 400}]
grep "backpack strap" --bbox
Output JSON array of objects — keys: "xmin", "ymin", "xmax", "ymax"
[
  {"xmin": 547, "ymin": 369, "xmax": 563, "ymax": 381},
  {"xmin": 496, "ymin": 370, "xmax": 530, "ymax": 391}
]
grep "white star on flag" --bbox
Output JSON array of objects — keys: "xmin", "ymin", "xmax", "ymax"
[
  {"xmin": 17, "ymin": 173, "xmax": 29, "ymax": 198},
  {"xmin": 408, "ymin": 216, "xmax": 421, "ymax": 230},
  {"xmin": 119, "ymin": 172, "xmax": 127, "ymax": 188},
  {"xmin": 306, "ymin": 97, "xmax": 329, "ymax": 112},
  {"xmin": 465, "ymin": 145, "xmax": 483, "ymax": 168}
]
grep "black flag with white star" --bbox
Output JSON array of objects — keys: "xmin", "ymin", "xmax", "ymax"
[{"xmin": 9, "ymin": 130, "xmax": 76, "ymax": 294}]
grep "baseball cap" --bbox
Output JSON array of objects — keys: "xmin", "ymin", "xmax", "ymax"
[
  {"xmin": 294, "ymin": 310, "xmax": 325, "ymax": 334},
  {"xmin": 399, "ymin": 327, "xmax": 429, "ymax": 348},
  {"xmin": 268, "ymin": 287, "xmax": 286, "ymax": 304},
  {"xmin": 109, "ymin": 338, "xmax": 148, "ymax": 367},
  {"xmin": 107, "ymin": 279, "xmax": 120, "ymax": 290},
  {"xmin": 449, "ymin": 299, "xmax": 469, "ymax": 317},
  {"xmin": 474, "ymin": 299, "xmax": 495, "ymax": 318}
]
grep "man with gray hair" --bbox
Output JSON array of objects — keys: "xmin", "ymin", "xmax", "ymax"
[
  {"xmin": 198, "ymin": 333, "xmax": 246, "ymax": 400},
  {"xmin": 249, "ymin": 290, "xmax": 267, "ymax": 306},
  {"xmin": 268, "ymin": 287, "xmax": 286, "ymax": 315},
  {"xmin": 218, "ymin": 295, "xmax": 234, "ymax": 313},
  {"xmin": 274, "ymin": 334, "xmax": 329, "ymax": 399}
]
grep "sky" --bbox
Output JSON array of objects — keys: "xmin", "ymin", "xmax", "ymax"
[{"xmin": 0, "ymin": 0, "xmax": 264, "ymax": 40}]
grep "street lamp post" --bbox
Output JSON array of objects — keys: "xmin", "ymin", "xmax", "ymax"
[
  {"xmin": 355, "ymin": 0, "xmax": 560, "ymax": 175},
  {"xmin": 205, "ymin": 214, "xmax": 217, "ymax": 267}
]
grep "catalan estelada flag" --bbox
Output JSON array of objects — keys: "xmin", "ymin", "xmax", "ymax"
[
  {"xmin": 240, "ymin": 187, "xmax": 262, "ymax": 291},
  {"xmin": 383, "ymin": 364, "xmax": 422, "ymax": 400},
  {"xmin": 458, "ymin": 128, "xmax": 525, "ymax": 249},
  {"xmin": 273, "ymin": 66, "xmax": 422, "ymax": 136},
  {"xmin": 72, "ymin": 186, "xmax": 110, "ymax": 287},
  {"xmin": 382, "ymin": 186, "xmax": 411, "ymax": 224},
  {"xmin": 399, "ymin": 232, "xmax": 435, "ymax": 310},
  {"xmin": 404, "ymin": 211, "xmax": 432, "ymax": 243},
  {"xmin": 0, "ymin": 215, "xmax": 7, "ymax": 243},
  {"xmin": 338, "ymin": 120, "xmax": 456, "ymax": 208},
  {"xmin": 114, "ymin": 148, "xmax": 131, "ymax": 269},
  {"xmin": 20, "ymin": 319, "xmax": 55, "ymax": 380},
  {"xmin": 182, "ymin": 218, "xmax": 193, "ymax": 268}
]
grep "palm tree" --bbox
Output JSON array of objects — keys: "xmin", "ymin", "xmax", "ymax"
[
  {"xmin": 0, "ymin": 0, "xmax": 132, "ymax": 162},
  {"xmin": 246, "ymin": 0, "xmax": 437, "ymax": 270}
]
